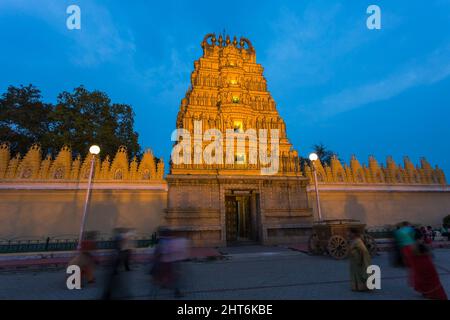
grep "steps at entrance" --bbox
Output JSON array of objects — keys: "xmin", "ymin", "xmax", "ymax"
[
  {"xmin": 226, "ymin": 240, "xmax": 260, "ymax": 247},
  {"xmin": 218, "ymin": 244, "xmax": 294, "ymax": 256}
]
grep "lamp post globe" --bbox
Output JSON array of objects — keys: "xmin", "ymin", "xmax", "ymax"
[
  {"xmin": 309, "ymin": 152, "xmax": 318, "ymax": 161},
  {"xmin": 89, "ymin": 145, "xmax": 100, "ymax": 155}
]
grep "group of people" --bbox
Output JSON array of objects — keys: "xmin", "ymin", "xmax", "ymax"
[
  {"xmin": 69, "ymin": 227, "xmax": 190, "ymax": 299},
  {"xmin": 69, "ymin": 224, "xmax": 447, "ymax": 300},
  {"xmin": 68, "ymin": 229, "xmax": 135, "ymax": 294},
  {"xmin": 348, "ymin": 222, "xmax": 447, "ymax": 300}
]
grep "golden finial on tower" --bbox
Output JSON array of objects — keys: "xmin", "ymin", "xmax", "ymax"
[{"xmin": 233, "ymin": 36, "xmax": 238, "ymax": 47}]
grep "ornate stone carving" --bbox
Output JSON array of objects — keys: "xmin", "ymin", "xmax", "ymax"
[
  {"xmin": 303, "ymin": 155, "xmax": 446, "ymax": 185},
  {"xmin": 16, "ymin": 143, "xmax": 41, "ymax": 179},
  {"xmin": 49, "ymin": 145, "xmax": 72, "ymax": 180},
  {"xmin": 109, "ymin": 146, "xmax": 129, "ymax": 180},
  {"xmin": 0, "ymin": 144, "xmax": 164, "ymax": 182}
]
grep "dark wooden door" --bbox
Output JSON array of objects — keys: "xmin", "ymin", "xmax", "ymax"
[
  {"xmin": 225, "ymin": 196, "xmax": 238, "ymax": 242},
  {"xmin": 237, "ymin": 196, "xmax": 251, "ymax": 239}
]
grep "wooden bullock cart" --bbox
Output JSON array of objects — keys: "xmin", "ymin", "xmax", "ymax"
[{"xmin": 308, "ymin": 219, "xmax": 377, "ymax": 259}]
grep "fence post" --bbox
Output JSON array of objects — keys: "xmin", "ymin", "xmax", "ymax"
[{"xmin": 45, "ymin": 237, "xmax": 50, "ymax": 251}]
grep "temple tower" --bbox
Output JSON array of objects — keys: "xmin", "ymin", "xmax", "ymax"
[{"xmin": 166, "ymin": 34, "xmax": 312, "ymax": 246}]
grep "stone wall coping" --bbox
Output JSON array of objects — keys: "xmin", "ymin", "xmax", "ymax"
[
  {"xmin": 0, "ymin": 181, "xmax": 168, "ymax": 191},
  {"xmin": 2, "ymin": 181, "xmax": 447, "ymax": 193},
  {"xmin": 166, "ymin": 174, "xmax": 308, "ymax": 181},
  {"xmin": 306, "ymin": 183, "xmax": 449, "ymax": 193},
  {"xmin": 165, "ymin": 225, "xmax": 222, "ymax": 231},
  {"xmin": 265, "ymin": 223, "xmax": 313, "ymax": 229}
]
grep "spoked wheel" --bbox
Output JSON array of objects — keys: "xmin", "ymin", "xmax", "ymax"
[
  {"xmin": 327, "ymin": 235, "xmax": 349, "ymax": 259},
  {"xmin": 308, "ymin": 234, "xmax": 322, "ymax": 255},
  {"xmin": 363, "ymin": 233, "xmax": 378, "ymax": 256}
]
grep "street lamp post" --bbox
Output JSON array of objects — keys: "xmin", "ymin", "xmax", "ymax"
[
  {"xmin": 77, "ymin": 145, "xmax": 100, "ymax": 250},
  {"xmin": 309, "ymin": 153, "xmax": 323, "ymax": 221}
]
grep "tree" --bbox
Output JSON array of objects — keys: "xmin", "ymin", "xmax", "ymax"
[
  {"xmin": 51, "ymin": 86, "xmax": 140, "ymax": 159},
  {"xmin": 299, "ymin": 143, "xmax": 338, "ymax": 167},
  {"xmin": 312, "ymin": 143, "xmax": 337, "ymax": 166},
  {"xmin": 0, "ymin": 85, "xmax": 141, "ymax": 159},
  {"xmin": 0, "ymin": 85, "xmax": 53, "ymax": 155}
]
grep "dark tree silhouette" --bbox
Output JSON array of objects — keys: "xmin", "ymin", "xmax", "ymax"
[
  {"xmin": 0, "ymin": 84, "xmax": 141, "ymax": 159},
  {"xmin": 0, "ymin": 84, "xmax": 53, "ymax": 155},
  {"xmin": 312, "ymin": 143, "xmax": 337, "ymax": 165},
  {"xmin": 299, "ymin": 143, "xmax": 339, "ymax": 168}
]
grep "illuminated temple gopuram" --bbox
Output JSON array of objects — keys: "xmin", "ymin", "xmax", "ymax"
[
  {"xmin": 0, "ymin": 34, "xmax": 448, "ymax": 246},
  {"xmin": 166, "ymin": 34, "xmax": 312, "ymax": 246}
]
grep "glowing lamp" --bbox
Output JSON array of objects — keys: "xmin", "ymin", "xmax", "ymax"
[
  {"xmin": 89, "ymin": 145, "xmax": 100, "ymax": 155},
  {"xmin": 309, "ymin": 153, "xmax": 318, "ymax": 161}
]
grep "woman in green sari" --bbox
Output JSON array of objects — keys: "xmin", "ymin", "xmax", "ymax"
[{"xmin": 348, "ymin": 228, "xmax": 372, "ymax": 291}]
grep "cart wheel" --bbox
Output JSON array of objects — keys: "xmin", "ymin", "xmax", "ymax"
[
  {"xmin": 327, "ymin": 235, "xmax": 348, "ymax": 259},
  {"xmin": 308, "ymin": 234, "xmax": 322, "ymax": 255},
  {"xmin": 363, "ymin": 234, "xmax": 378, "ymax": 256}
]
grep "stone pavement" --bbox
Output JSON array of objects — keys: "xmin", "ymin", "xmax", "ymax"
[
  {"xmin": 0, "ymin": 247, "xmax": 221, "ymax": 270},
  {"xmin": 0, "ymin": 246, "xmax": 449, "ymax": 300}
]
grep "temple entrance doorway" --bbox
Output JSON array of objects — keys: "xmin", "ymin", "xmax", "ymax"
[{"xmin": 225, "ymin": 191, "xmax": 260, "ymax": 245}]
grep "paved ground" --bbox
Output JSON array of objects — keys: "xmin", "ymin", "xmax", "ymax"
[
  {"xmin": 0, "ymin": 247, "xmax": 221, "ymax": 269},
  {"xmin": 0, "ymin": 246, "xmax": 449, "ymax": 300}
]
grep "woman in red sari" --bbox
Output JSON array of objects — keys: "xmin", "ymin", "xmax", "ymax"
[{"xmin": 412, "ymin": 233, "xmax": 448, "ymax": 300}]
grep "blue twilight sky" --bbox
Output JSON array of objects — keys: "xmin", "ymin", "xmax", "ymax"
[{"xmin": 1, "ymin": 0, "xmax": 449, "ymax": 174}]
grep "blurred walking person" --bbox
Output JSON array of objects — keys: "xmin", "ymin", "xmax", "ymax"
[
  {"xmin": 117, "ymin": 228, "xmax": 134, "ymax": 272},
  {"xmin": 151, "ymin": 228, "xmax": 189, "ymax": 298},
  {"xmin": 348, "ymin": 228, "xmax": 372, "ymax": 292},
  {"xmin": 394, "ymin": 222, "xmax": 416, "ymax": 286},
  {"xmin": 412, "ymin": 230, "xmax": 448, "ymax": 300},
  {"xmin": 68, "ymin": 231, "xmax": 97, "ymax": 286},
  {"xmin": 391, "ymin": 226, "xmax": 405, "ymax": 267},
  {"xmin": 102, "ymin": 228, "xmax": 132, "ymax": 300},
  {"xmin": 419, "ymin": 226, "xmax": 432, "ymax": 246},
  {"xmin": 426, "ymin": 226, "xmax": 434, "ymax": 244}
]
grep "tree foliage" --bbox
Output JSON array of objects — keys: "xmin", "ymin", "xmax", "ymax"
[
  {"xmin": 312, "ymin": 143, "xmax": 337, "ymax": 165},
  {"xmin": 0, "ymin": 85, "xmax": 53, "ymax": 155},
  {"xmin": 0, "ymin": 84, "xmax": 141, "ymax": 159},
  {"xmin": 300, "ymin": 143, "xmax": 338, "ymax": 167}
]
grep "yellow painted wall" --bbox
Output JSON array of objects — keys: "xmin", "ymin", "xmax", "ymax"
[
  {"xmin": 0, "ymin": 183, "xmax": 167, "ymax": 240},
  {"xmin": 1, "ymin": 182, "xmax": 450, "ymax": 241},
  {"xmin": 307, "ymin": 184, "xmax": 450, "ymax": 228}
]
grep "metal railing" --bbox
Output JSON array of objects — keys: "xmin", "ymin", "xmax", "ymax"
[
  {"xmin": 367, "ymin": 230, "xmax": 394, "ymax": 239},
  {"xmin": 0, "ymin": 233, "xmax": 158, "ymax": 254}
]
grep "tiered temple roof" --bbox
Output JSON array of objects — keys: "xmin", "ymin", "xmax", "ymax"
[
  {"xmin": 0, "ymin": 143, "xmax": 164, "ymax": 181},
  {"xmin": 171, "ymin": 33, "xmax": 300, "ymax": 175}
]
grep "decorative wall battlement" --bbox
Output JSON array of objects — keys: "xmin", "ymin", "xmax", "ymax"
[
  {"xmin": 303, "ymin": 155, "xmax": 446, "ymax": 185},
  {"xmin": 0, "ymin": 143, "xmax": 164, "ymax": 182}
]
